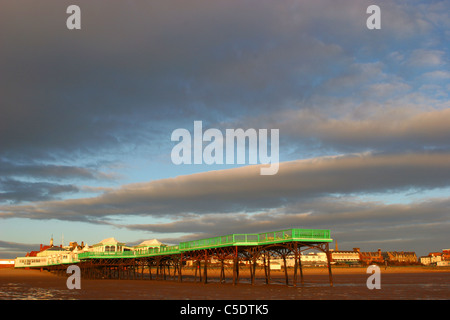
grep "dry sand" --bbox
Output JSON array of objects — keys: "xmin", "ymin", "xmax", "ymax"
[{"xmin": 0, "ymin": 266, "xmax": 449, "ymax": 300}]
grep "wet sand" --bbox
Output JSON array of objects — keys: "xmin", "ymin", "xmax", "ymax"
[{"xmin": 1, "ymin": 266, "xmax": 449, "ymax": 300}]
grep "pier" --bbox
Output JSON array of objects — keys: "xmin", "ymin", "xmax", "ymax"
[{"xmin": 16, "ymin": 228, "xmax": 335, "ymax": 286}]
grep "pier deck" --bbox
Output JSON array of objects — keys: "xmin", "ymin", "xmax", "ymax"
[{"xmin": 18, "ymin": 228, "xmax": 335, "ymax": 286}]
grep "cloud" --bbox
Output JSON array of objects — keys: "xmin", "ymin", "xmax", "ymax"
[
  {"xmin": 1, "ymin": 151, "xmax": 450, "ymax": 222},
  {"xmin": 0, "ymin": 159, "xmax": 117, "ymax": 203},
  {"xmin": 0, "ymin": 179, "xmax": 79, "ymax": 204},
  {"xmin": 124, "ymin": 196, "xmax": 450, "ymax": 255},
  {"xmin": 407, "ymin": 49, "xmax": 446, "ymax": 67},
  {"xmin": 0, "ymin": 160, "xmax": 99, "ymax": 180},
  {"xmin": 125, "ymin": 195, "xmax": 450, "ymax": 236},
  {"xmin": 0, "ymin": 0, "xmax": 442, "ymax": 161},
  {"xmin": 423, "ymin": 70, "xmax": 450, "ymax": 80},
  {"xmin": 0, "ymin": 240, "xmax": 40, "ymax": 259},
  {"xmin": 241, "ymin": 103, "xmax": 450, "ymax": 154}
]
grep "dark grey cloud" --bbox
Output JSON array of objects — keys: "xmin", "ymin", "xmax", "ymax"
[
  {"xmin": 0, "ymin": 178, "xmax": 79, "ymax": 203},
  {"xmin": 0, "ymin": 159, "xmax": 116, "ymax": 203},
  {"xmin": 1, "ymin": 0, "xmax": 442, "ymax": 160},
  {"xmin": 0, "ymin": 160, "xmax": 97, "ymax": 180},
  {"xmin": 0, "ymin": 240, "xmax": 40, "ymax": 259}
]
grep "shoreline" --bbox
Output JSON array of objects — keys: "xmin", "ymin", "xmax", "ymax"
[
  {"xmin": 6, "ymin": 264, "xmax": 450, "ymax": 276},
  {"xmin": 1, "ymin": 266, "xmax": 449, "ymax": 300}
]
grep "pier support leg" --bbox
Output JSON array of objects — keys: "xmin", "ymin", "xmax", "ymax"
[
  {"xmin": 252, "ymin": 258, "xmax": 257, "ymax": 285},
  {"xmin": 283, "ymin": 255, "xmax": 289, "ymax": 286},
  {"xmin": 299, "ymin": 252, "xmax": 304, "ymax": 286},
  {"xmin": 203, "ymin": 250, "xmax": 208, "ymax": 284},
  {"xmin": 263, "ymin": 253, "xmax": 268, "ymax": 284},
  {"xmin": 178, "ymin": 254, "xmax": 183, "ymax": 283},
  {"xmin": 293, "ymin": 253, "xmax": 298, "ymax": 287},
  {"xmin": 232, "ymin": 258, "xmax": 237, "ymax": 285},
  {"xmin": 232, "ymin": 246, "xmax": 239, "ymax": 285},
  {"xmin": 326, "ymin": 243, "xmax": 334, "ymax": 287},
  {"xmin": 156, "ymin": 259, "xmax": 160, "ymax": 280},
  {"xmin": 248, "ymin": 260, "xmax": 254, "ymax": 285},
  {"xmin": 220, "ymin": 260, "xmax": 225, "ymax": 283}
]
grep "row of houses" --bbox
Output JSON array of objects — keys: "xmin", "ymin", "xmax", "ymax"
[
  {"xmin": 330, "ymin": 248, "xmax": 418, "ymax": 265},
  {"xmin": 15, "ymin": 237, "xmax": 165, "ymax": 268},
  {"xmin": 14, "ymin": 236, "xmax": 450, "ymax": 268},
  {"xmin": 260, "ymin": 248, "xmax": 450, "ymax": 268},
  {"xmin": 419, "ymin": 250, "xmax": 450, "ymax": 267}
]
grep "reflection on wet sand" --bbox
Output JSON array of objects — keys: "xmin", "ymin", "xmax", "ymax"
[{"xmin": 1, "ymin": 266, "xmax": 449, "ymax": 300}]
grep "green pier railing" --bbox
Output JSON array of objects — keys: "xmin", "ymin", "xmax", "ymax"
[
  {"xmin": 77, "ymin": 245, "xmax": 180, "ymax": 259},
  {"xmin": 178, "ymin": 228, "xmax": 332, "ymax": 251},
  {"xmin": 75, "ymin": 228, "xmax": 331, "ymax": 260}
]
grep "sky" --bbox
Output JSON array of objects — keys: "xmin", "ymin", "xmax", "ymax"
[{"xmin": 0, "ymin": 0, "xmax": 449, "ymax": 258}]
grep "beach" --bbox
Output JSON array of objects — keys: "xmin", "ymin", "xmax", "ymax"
[{"xmin": 1, "ymin": 266, "xmax": 449, "ymax": 300}]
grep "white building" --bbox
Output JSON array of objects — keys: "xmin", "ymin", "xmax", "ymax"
[
  {"xmin": 301, "ymin": 252, "xmax": 328, "ymax": 266},
  {"xmin": 0, "ymin": 259, "xmax": 15, "ymax": 267},
  {"xmin": 15, "ymin": 257, "xmax": 48, "ymax": 268},
  {"xmin": 420, "ymin": 254, "xmax": 442, "ymax": 265},
  {"xmin": 331, "ymin": 250, "xmax": 360, "ymax": 264},
  {"xmin": 37, "ymin": 246, "xmax": 70, "ymax": 257},
  {"xmin": 92, "ymin": 237, "xmax": 126, "ymax": 253},
  {"xmin": 255, "ymin": 252, "xmax": 328, "ymax": 267},
  {"xmin": 134, "ymin": 239, "xmax": 164, "ymax": 255}
]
